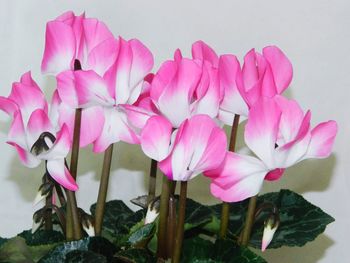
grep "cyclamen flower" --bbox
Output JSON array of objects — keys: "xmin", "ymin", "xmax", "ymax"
[
  {"xmin": 146, "ymin": 50, "xmax": 221, "ymax": 128},
  {"xmin": 56, "ymin": 37, "xmax": 154, "ymax": 152},
  {"xmin": 192, "ymin": 41, "xmax": 293, "ymax": 125},
  {"xmin": 0, "ymin": 72, "xmax": 77, "ymax": 191},
  {"xmin": 206, "ymin": 96, "xmax": 337, "ymax": 202},
  {"xmin": 42, "ymin": 11, "xmax": 116, "ymax": 75},
  {"xmin": 141, "ymin": 114, "xmax": 227, "ymax": 181}
]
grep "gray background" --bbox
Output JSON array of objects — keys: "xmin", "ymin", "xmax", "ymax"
[{"xmin": 0, "ymin": 1, "xmax": 348, "ymax": 262}]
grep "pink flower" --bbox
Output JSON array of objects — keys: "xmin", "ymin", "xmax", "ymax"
[
  {"xmin": 206, "ymin": 96, "xmax": 337, "ymax": 202},
  {"xmin": 191, "ymin": 41, "xmax": 293, "ymax": 125},
  {"xmin": 0, "ymin": 72, "xmax": 77, "ymax": 191},
  {"xmin": 218, "ymin": 46, "xmax": 293, "ymax": 124},
  {"xmin": 56, "ymin": 37, "xmax": 154, "ymax": 152},
  {"xmin": 149, "ymin": 50, "xmax": 221, "ymax": 128},
  {"xmin": 140, "ymin": 114, "xmax": 227, "ymax": 181},
  {"xmin": 41, "ymin": 11, "xmax": 116, "ymax": 75}
]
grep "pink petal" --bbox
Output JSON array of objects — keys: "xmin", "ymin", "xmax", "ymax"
[
  {"xmin": 57, "ymin": 103, "xmax": 104, "ymax": 148},
  {"xmin": 7, "ymin": 142, "xmax": 40, "ymax": 168},
  {"xmin": 191, "ymin": 40, "xmax": 219, "ymax": 67},
  {"xmin": 141, "ymin": 116, "xmax": 173, "ymax": 161},
  {"xmin": 41, "ymin": 21, "xmax": 76, "ymax": 75},
  {"xmin": 245, "ymin": 97, "xmax": 281, "ymax": 168},
  {"xmin": 87, "ymin": 38, "xmax": 119, "ymax": 76},
  {"xmin": 56, "ymin": 70, "xmax": 79, "ymax": 108},
  {"xmin": 160, "ymin": 115, "xmax": 227, "ymax": 181},
  {"xmin": 192, "ymin": 64, "xmax": 221, "ymax": 119},
  {"xmin": 26, "ymin": 109, "xmax": 54, "ymax": 148},
  {"xmin": 9, "ymin": 74, "xmax": 48, "ymax": 124},
  {"xmin": 218, "ymin": 55, "xmax": 248, "ymax": 121},
  {"xmin": 74, "ymin": 70, "xmax": 114, "ymax": 107},
  {"xmin": 122, "ymin": 104, "xmax": 156, "ymax": 129},
  {"xmin": 46, "ymin": 159, "xmax": 78, "ymax": 191},
  {"xmin": 82, "ymin": 18, "xmax": 114, "ymax": 56},
  {"xmin": 152, "ymin": 58, "xmax": 202, "ymax": 127},
  {"xmin": 206, "ymin": 152, "xmax": 268, "ymax": 202},
  {"xmin": 128, "ymin": 39, "xmax": 154, "ymax": 95},
  {"xmin": 0, "ymin": 97, "xmax": 18, "ymax": 117},
  {"xmin": 93, "ymin": 108, "xmax": 139, "ymax": 152},
  {"xmin": 305, "ymin": 121, "xmax": 338, "ymax": 159},
  {"xmin": 263, "ymin": 46, "xmax": 293, "ymax": 94},
  {"xmin": 7, "ymin": 111, "xmax": 26, "ymax": 149}
]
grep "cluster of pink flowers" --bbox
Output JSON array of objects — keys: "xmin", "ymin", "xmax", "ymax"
[{"xmin": 0, "ymin": 11, "xmax": 337, "ymax": 203}]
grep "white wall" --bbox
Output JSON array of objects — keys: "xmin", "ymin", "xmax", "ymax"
[{"xmin": 0, "ymin": 1, "xmax": 349, "ymax": 262}]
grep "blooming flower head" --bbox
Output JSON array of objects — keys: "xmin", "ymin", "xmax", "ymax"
[
  {"xmin": 56, "ymin": 36, "xmax": 154, "ymax": 152},
  {"xmin": 140, "ymin": 114, "xmax": 227, "ymax": 181},
  {"xmin": 0, "ymin": 72, "xmax": 77, "ymax": 191},
  {"xmin": 191, "ymin": 41, "xmax": 293, "ymax": 125},
  {"xmin": 206, "ymin": 96, "xmax": 337, "ymax": 202},
  {"xmin": 41, "ymin": 11, "xmax": 116, "ymax": 75}
]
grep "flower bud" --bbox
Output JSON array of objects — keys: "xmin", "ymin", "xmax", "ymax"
[{"xmin": 261, "ymin": 214, "xmax": 280, "ymax": 251}]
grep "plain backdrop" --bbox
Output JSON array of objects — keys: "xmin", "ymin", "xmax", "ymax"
[{"xmin": 0, "ymin": 1, "xmax": 349, "ymax": 262}]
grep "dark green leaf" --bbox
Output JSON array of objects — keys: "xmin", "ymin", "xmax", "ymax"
[
  {"xmin": 249, "ymin": 190, "xmax": 335, "ymax": 248},
  {"xmin": 65, "ymin": 250, "xmax": 107, "ymax": 263},
  {"xmin": 204, "ymin": 190, "xmax": 334, "ymax": 249},
  {"xmin": 90, "ymin": 200, "xmax": 134, "ymax": 234},
  {"xmin": 17, "ymin": 230, "xmax": 65, "ymax": 246},
  {"xmin": 0, "ymin": 237, "xmax": 8, "ymax": 248},
  {"xmin": 38, "ymin": 236, "xmax": 116, "ymax": 262},
  {"xmin": 128, "ymin": 223, "xmax": 155, "ymax": 247},
  {"xmin": 181, "ymin": 237, "xmax": 267, "ymax": 263},
  {"xmin": 115, "ymin": 248, "xmax": 156, "ymax": 263},
  {"xmin": 184, "ymin": 198, "xmax": 214, "ymax": 231}
]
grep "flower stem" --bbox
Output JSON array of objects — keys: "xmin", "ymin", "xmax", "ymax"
[
  {"xmin": 172, "ymin": 181, "xmax": 188, "ymax": 263},
  {"xmin": 157, "ymin": 175, "xmax": 172, "ymax": 259},
  {"xmin": 148, "ymin": 159, "xmax": 158, "ymax": 203},
  {"xmin": 241, "ymin": 195, "xmax": 257, "ymax": 245},
  {"xmin": 66, "ymin": 108, "xmax": 83, "ymax": 240},
  {"xmin": 167, "ymin": 195, "xmax": 177, "ymax": 258},
  {"xmin": 94, "ymin": 144, "xmax": 114, "ymax": 236},
  {"xmin": 220, "ymin": 114, "xmax": 240, "ymax": 239}
]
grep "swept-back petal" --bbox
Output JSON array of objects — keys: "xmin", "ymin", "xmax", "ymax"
[
  {"xmin": 7, "ymin": 142, "xmax": 40, "ymax": 168},
  {"xmin": 153, "ymin": 58, "xmax": 202, "ymax": 127},
  {"xmin": 263, "ymin": 46, "xmax": 293, "ymax": 94},
  {"xmin": 141, "ymin": 115, "xmax": 173, "ymax": 161},
  {"xmin": 46, "ymin": 159, "xmax": 78, "ymax": 191},
  {"xmin": 26, "ymin": 109, "xmax": 54, "ymax": 148},
  {"xmin": 245, "ymin": 97, "xmax": 281, "ymax": 168},
  {"xmin": 41, "ymin": 21, "xmax": 76, "ymax": 74},
  {"xmin": 304, "ymin": 120, "xmax": 338, "ymax": 159},
  {"xmin": 191, "ymin": 40, "xmax": 219, "ymax": 67},
  {"xmin": 218, "ymin": 55, "xmax": 248, "ymax": 121},
  {"xmin": 87, "ymin": 38, "xmax": 119, "ymax": 76},
  {"xmin": 93, "ymin": 108, "xmax": 139, "ymax": 152},
  {"xmin": 160, "ymin": 115, "xmax": 226, "ymax": 181},
  {"xmin": 206, "ymin": 152, "xmax": 268, "ymax": 202}
]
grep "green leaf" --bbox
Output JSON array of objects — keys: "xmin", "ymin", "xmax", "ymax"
[
  {"xmin": 65, "ymin": 250, "xmax": 107, "ymax": 263},
  {"xmin": 115, "ymin": 248, "xmax": 156, "ymax": 263},
  {"xmin": 17, "ymin": 230, "xmax": 65, "ymax": 246},
  {"xmin": 249, "ymin": 189, "xmax": 335, "ymax": 248},
  {"xmin": 183, "ymin": 198, "xmax": 214, "ymax": 231},
  {"xmin": 181, "ymin": 237, "xmax": 267, "ymax": 263},
  {"xmin": 204, "ymin": 190, "xmax": 334, "ymax": 249},
  {"xmin": 0, "ymin": 230, "xmax": 65, "ymax": 262},
  {"xmin": 0, "ymin": 237, "xmax": 8, "ymax": 248},
  {"xmin": 90, "ymin": 200, "xmax": 134, "ymax": 234},
  {"xmin": 128, "ymin": 222, "xmax": 155, "ymax": 247},
  {"xmin": 38, "ymin": 236, "xmax": 116, "ymax": 262}
]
